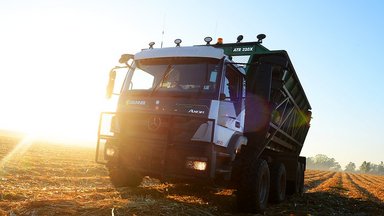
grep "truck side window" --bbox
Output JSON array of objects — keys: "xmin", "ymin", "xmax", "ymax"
[
  {"xmin": 223, "ymin": 66, "xmax": 240, "ymax": 101},
  {"xmin": 131, "ymin": 68, "xmax": 155, "ymax": 90}
]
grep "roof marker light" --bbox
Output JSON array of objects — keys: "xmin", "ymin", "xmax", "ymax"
[
  {"xmin": 216, "ymin": 37, "xmax": 223, "ymax": 45},
  {"xmin": 174, "ymin": 39, "xmax": 182, "ymax": 47},
  {"xmin": 237, "ymin": 35, "xmax": 244, "ymax": 43},
  {"xmin": 149, "ymin": 42, "xmax": 155, "ymax": 49},
  {"xmin": 257, "ymin": 34, "xmax": 266, "ymax": 43},
  {"xmin": 204, "ymin": 36, "xmax": 212, "ymax": 45}
]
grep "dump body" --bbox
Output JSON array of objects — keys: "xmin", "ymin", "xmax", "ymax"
[{"xmin": 212, "ymin": 42, "xmax": 311, "ymax": 159}]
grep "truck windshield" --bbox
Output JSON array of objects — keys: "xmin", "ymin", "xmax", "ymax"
[{"xmin": 123, "ymin": 57, "xmax": 222, "ymax": 98}]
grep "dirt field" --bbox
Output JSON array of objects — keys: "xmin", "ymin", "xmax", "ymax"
[{"xmin": 0, "ymin": 137, "xmax": 383, "ymax": 215}]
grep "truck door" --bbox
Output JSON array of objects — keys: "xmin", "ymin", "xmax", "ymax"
[{"xmin": 216, "ymin": 64, "xmax": 245, "ymax": 147}]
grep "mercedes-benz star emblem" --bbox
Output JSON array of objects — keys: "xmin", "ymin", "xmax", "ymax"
[{"xmin": 148, "ymin": 116, "xmax": 161, "ymax": 131}]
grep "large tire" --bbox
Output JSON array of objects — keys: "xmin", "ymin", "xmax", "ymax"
[
  {"xmin": 269, "ymin": 163, "xmax": 286, "ymax": 203},
  {"xmin": 297, "ymin": 162, "xmax": 305, "ymax": 195},
  {"xmin": 107, "ymin": 163, "xmax": 143, "ymax": 187},
  {"xmin": 237, "ymin": 159, "xmax": 270, "ymax": 213},
  {"xmin": 286, "ymin": 162, "xmax": 304, "ymax": 195}
]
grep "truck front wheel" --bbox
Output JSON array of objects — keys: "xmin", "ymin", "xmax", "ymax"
[
  {"xmin": 236, "ymin": 159, "xmax": 270, "ymax": 213},
  {"xmin": 107, "ymin": 163, "xmax": 143, "ymax": 187}
]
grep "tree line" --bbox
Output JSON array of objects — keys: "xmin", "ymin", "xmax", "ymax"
[{"xmin": 306, "ymin": 154, "xmax": 384, "ymax": 175}]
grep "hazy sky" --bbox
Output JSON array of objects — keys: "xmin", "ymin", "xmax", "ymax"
[{"xmin": 0, "ymin": 0, "xmax": 383, "ymax": 167}]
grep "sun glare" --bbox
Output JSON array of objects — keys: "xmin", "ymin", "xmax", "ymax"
[
  {"xmin": 0, "ymin": 135, "xmax": 34, "ymax": 169},
  {"xmin": 0, "ymin": 8, "xmax": 123, "ymax": 146},
  {"xmin": 1, "ymin": 96, "xmax": 117, "ymax": 146}
]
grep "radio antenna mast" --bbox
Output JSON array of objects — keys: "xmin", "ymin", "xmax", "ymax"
[{"xmin": 161, "ymin": 14, "xmax": 166, "ymax": 48}]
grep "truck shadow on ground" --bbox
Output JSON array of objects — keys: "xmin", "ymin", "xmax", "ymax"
[
  {"xmin": 115, "ymin": 182, "xmax": 236, "ymax": 215},
  {"xmin": 115, "ymin": 181, "xmax": 384, "ymax": 216}
]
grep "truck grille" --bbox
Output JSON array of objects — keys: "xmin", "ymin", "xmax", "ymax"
[{"xmin": 118, "ymin": 113, "xmax": 214, "ymax": 176}]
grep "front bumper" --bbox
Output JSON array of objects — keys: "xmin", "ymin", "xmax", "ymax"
[{"xmin": 96, "ymin": 112, "xmax": 217, "ymax": 181}]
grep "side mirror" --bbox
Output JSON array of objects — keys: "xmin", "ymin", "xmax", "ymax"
[
  {"xmin": 106, "ymin": 70, "xmax": 116, "ymax": 99},
  {"xmin": 119, "ymin": 54, "xmax": 134, "ymax": 65}
]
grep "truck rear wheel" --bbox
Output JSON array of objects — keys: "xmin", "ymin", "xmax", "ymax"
[
  {"xmin": 269, "ymin": 163, "xmax": 286, "ymax": 203},
  {"xmin": 237, "ymin": 159, "xmax": 270, "ymax": 213},
  {"xmin": 107, "ymin": 163, "xmax": 143, "ymax": 187},
  {"xmin": 297, "ymin": 162, "xmax": 305, "ymax": 194},
  {"xmin": 286, "ymin": 162, "xmax": 304, "ymax": 195}
]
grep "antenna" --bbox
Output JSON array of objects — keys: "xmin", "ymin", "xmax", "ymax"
[
  {"xmin": 161, "ymin": 29, "xmax": 164, "ymax": 48},
  {"xmin": 161, "ymin": 14, "xmax": 166, "ymax": 48}
]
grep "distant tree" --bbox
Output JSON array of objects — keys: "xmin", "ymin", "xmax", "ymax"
[
  {"xmin": 345, "ymin": 162, "xmax": 356, "ymax": 172},
  {"xmin": 371, "ymin": 164, "xmax": 379, "ymax": 173},
  {"xmin": 306, "ymin": 157, "xmax": 315, "ymax": 169},
  {"xmin": 331, "ymin": 162, "xmax": 342, "ymax": 171},
  {"xmin": 359, "ymin": 161, "xmax": 371, "ymax": 173},
  {"xmin": 306, "ymin": 154, "xmax": 341, "ymax": 170},
  {"xmin": 378, "ymin": 161, "xmax": 384, "ymax": 174}
]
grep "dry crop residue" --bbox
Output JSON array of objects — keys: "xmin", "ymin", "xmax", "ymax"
[{"xmin": 0, "ymin": 137, "xmax": 383, "ymax": 215}]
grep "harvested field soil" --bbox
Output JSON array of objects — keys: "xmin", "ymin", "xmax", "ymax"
[{"xmin": 1, "ymin": 136, "xmax": 383, "ymax": 215}]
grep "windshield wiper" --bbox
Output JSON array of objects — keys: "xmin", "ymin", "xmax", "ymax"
[{"xmin": 150, "ymin": 64, "xmax": 173, "ymax": 96}]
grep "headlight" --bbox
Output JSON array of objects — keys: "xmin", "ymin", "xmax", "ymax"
[
  {"xmin": 185, "ymin": 157, "xmax": 207, "ymax": 171},
  {"xmin": 105, "ymin": 146, "xmax": 116, "ymax": 157}
]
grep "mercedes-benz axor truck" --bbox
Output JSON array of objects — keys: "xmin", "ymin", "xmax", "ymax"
[{"xmin": 96, "ymin": 35, "xmax": 312, "ymax": 212}]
